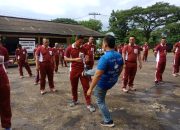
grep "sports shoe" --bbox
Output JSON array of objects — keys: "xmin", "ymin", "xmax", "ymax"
[
  {"xmin": 129, "ymin": 87, "xmax": 136, "ymax": 91},
  {"xmin": 40, "ymin": 90, "xmax": 47, "ymax": 95},
  {"xmin": 100, "ymin": 120, "xmax": 115, "ymax": 127},
  {"xmin": 122, "ymin": 88, "xmax": 128, "ymax": 93},
  {"xmin": 34, "ymin": 82, "xmax": 38, "ymax": 85},
  {"xmin": 172, "ymin": 73, "xmax": 178, "ymax": 77},
  {"xmin": 87, "ymin": 105, "xmax": 96, "ymax": 112},
  {"xmin": 155, "ymin": 81, "xmax": 159, "ymax": 86},
  {"xmin": 69, "ymin": 101, "xmax": 78, "ymax": 107},
  {"xmin": 20, "ymin": 76, "xmax": 24, "ymax": 79},
  {"xmin": 50, "ymin": 88, "xmax": 57, "ymax": 92}
]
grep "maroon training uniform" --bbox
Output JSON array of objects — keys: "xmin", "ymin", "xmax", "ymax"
[
  {"xmin": 0, "ymin": 46, "xmax": 12, "ymax": 129},
  {"xmin": 15, "ymin": 48, "xmax": 32, "ymax": 76},
  {"xmin": 142, "ymin": 44, "xmax": 149, "ymax": 62},
  {"xmin": 65, "ymin": 43, "xmax": 91, "ymax": 105},
  {"xmin": 154, "ymin": 44, "xmax": 167, "ymax": 82},
  {"xmin": 34, "ymin": 46, "xmax": 40, "ymax": 84},
  {"xmin": 173, "ymin": 42, "xmax": 180, "ymax": 74},
  {"xmin": 122, "ymin": 44, "xmax": 141, "ymax": 88},
  {"xmin": 83, "ymin": 42, "xmax": 96, "ymax": 69},
  {"xmin": 60, "ymin": 48, "xmax": 67, "ymax": 67},
  {"xmin": 36, "ymin": 45, "xmax": 55, "ymax": 90},
  {"xmin": 53, "ymin": 47, "xmax": 60, "ymax": 72},
  {"xmin": 117, "ymin": 45, "xmax": 123, "ymax": 55}
]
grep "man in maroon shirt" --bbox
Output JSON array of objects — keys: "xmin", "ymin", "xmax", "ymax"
[
  {"xmin": 15, "ymin": 44, "xmax": 32, "ymax": 78},
  {"xmin": 64, "ymin": 35, "xmax": 95, "ymax": 112},
  {"xmin": 83, "ymin": 37, "xmax": 96, "ymax": 69},
  {"xmin": 0, "ymin": 41, "xmax": 12, "ymax": 130},
  {"xmin": 154, "ymin": 37, "xmax": 167, "ymax": 85},
  {"xmin": 122, "ymin": 36, "xmax": 142, "ymax": 92},
  {"xmin": 36, "ymin": 38, "xmax": 57, "ymax": 95},
  {"xmin": 34, "ymin": 44, "xmax": 40, "ymax": 85},
  {"xmin": 60, "ymin": 45, "xmax": 68, "ymax": 67},
  {"xmin": 142, "ymin": 42, "xmax": 149, "ymax": 62},
  {"xmin": 53, "ymin": 43, "xmax": 60, "ymax": 73},
  {"xmin": 117, "ymin": 43, "xmax": 124, "ymax": 55},
  {"xmin": 172, "ymin": 41, "xmax": 180, "ymax": 77}
]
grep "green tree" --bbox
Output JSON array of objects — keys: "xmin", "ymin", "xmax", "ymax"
[
  {"xmin": 79, "ymin": 19, "xmax": 102, "ymax": 32},
  {"xmin": 51, "ymin": 18, "xmax": 79, "ymax": 25},
  {"xmin": 109, "ymin": 2, "xmax": 180, "ymax": 42}
]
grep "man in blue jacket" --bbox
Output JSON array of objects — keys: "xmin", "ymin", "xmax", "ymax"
[{"xmin": 87, "ymin": 35, "xmax": 124, "ymax": 127}]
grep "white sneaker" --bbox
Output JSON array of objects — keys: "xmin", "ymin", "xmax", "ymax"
[
  {"xmin": 87, "ymin": 105, "xmax": 96, "ymax": 112},
  {"xmin": 122, "ymin": 88, "xmax": 128, "ymax": 93},
  {"xmin": 172, "ymin": 73, "xmax": 178, "ymax": 77},
  {"xmin": 129, "ymin": 87, "xmax": 136, "ymax": 91},
  {"xmin": 40, "ymin": 90, "xmax": 47, "ymax": 95},
  {"xmin": 20, "ymin": 76, "xmax": 24, "ymax": 79}
]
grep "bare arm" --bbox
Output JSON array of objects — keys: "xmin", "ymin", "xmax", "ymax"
[{"xmin": 64, "ymin": 56, "xmax": 82, "ymax": 62}]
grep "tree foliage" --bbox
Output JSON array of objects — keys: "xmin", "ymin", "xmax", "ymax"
[
  {"xmin": 79, "ymin": 19, "xmax": 102, "ymax": 32},
  {"xmin": 51, "ymin": 18, "xmax": 79, "ymax": 25},
  {"xmin": 109, "ymin": 2, "xmax": 180, "ymax": 43}
]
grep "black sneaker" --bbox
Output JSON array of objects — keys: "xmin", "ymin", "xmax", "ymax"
[{"xmin": 100, "ymin": 120, "xmax": 115, "ymax": 127}]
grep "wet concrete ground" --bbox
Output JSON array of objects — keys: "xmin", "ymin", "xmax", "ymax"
[{"xmin": 2, "ymin": 52, "xmax": 180, "ymax": 130}]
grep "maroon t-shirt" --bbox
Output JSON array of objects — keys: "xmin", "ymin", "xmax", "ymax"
[
  {"xmin": 123, "ymin": 44, "xmax": 140, "ymax": 63},
  {"xmin": 154, "ymin": 44, "xmax": 167, "ymax": 62},
  {"xmin": 142, "ymin": 45, "xmax": 149, "ymax": 53},
  {"xmin": 65, "ymin": 44, "xmax": 88, "ymax": 71},
  {"xmin": 174, "ymin": 42, "xmax": 180, "ymax": 55},
  {"xmin": 36, "ymin": 45, "xmax": 54, "ymax": 63},
  {"xmin": 53, "ymin": 47, "xmax": 60, "ymax": 59},
  {"xmin": 0, "ymin": 46, "xmax": 9, "ymax": 62},
  {"xmin": 15, "ymin": 48, "xmax": 27, "ymax": 61},
  {"xmin": 83, "ymin": 43, "xmax": 96, "ymax": 61}
]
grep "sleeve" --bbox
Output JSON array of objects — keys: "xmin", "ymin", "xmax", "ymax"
[
  {"xmin": 122, "ymin": 46, "xmax": 127, "ymax": 54},
  {"xmin": 64, "ymin": 46, "xmax": 71, "ymax": 58},
  {"xmin": 154, "ymin": 45, "xmax": 159, "ymax": 52},
  {"xmin": 97, "ymin": 56, "xmax": 108, "ymax": 71},
  {"xmin": 83, "ymin": 47, "xmax": 88, "ymax": 55},
  {"xmin": 3, "ymin": 48, "xmax": 9, "ymax": 62},
  {"xmin": 36, "ymin": 47, "xmax": 41, "ymax": 57}
]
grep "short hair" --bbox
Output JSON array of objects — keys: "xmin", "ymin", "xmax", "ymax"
[
  {"xmin": 17, "ymin": 44, "xmax": 22, "ymax": 48},
  {"xmin": 161, "ymin": 37, "xmax": 166, "ymax": 39},
  {"xmin": 129, "ymin": 35, "xmax": 136, "ymax": 39},
  {"xmin": 75, "ymin": 35, "xmax": 84, "ymax": 40},
  {"xmin": 103, "ymin": 35, "xmax": 116, "ymax": 48}
]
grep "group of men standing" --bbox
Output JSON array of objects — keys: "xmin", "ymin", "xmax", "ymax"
[{"xmin": 0, "ymin": 35, "xmax": 180, "ymax": 129}]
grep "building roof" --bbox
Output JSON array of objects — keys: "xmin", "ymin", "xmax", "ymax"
[{"xmin": 0, "ymin": 15, "xmax": 104, "ymax": 37}]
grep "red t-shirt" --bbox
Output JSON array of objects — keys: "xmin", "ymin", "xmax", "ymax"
[
  {"xmin": 65, "ymin": 43, "xmax": 88, "ymax": 71},
  {"xmin": 154, "ymin": 44, "xmax": 167, "ymax": 62},
  {"xmin": 123, "ymin": 44, "xmax": 140, "ymax": 63},
  {"xmin": 0, "ymin": 46, "xmax": 9, "ymax": 64},
  {"xmin": 15, "ymin": 48, "xmax": 27, "ymax": 61},
  {"xmin": 174, "ymin": 42, "xmax": 180, "ymax": 55},
  {"xmin": 117, "ymin": 45, "xmax": 123, "ymax": 54},
  {"xmin": 83, "ymin": 42, "xmax": 96, "ymax": 61},
  {"xmin": 142, "ymin": 45, "xmax": 149, "ymax": 53},
  {"xmin": 53, "ymin": 47, "xmax": 60, "ymax": 59},
  {"xmin": 36, "ymin": 45, "xmax": 54, "ymax": 63}
]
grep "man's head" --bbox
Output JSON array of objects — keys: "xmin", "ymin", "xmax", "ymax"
[
  {"xmin": 55, "ymin": 43, "xmax": 59, "ymax": 48},
  {"xmin": 145, "ymin": 42, "xmax": 148, "ymax": 45},
  {"xmin": 161, "ymin": 37, "xmax": 166, "ymax": 45},
  {"xmin": 43, "ymin": 38, "xmax": 49, "ymax": 47},
  {"xmin": 129, "ymin": 36, "xmax": 135, "ymax": 45},
  {"xmin": 17, "ymin": 44, "xmax": 22, "ymax": 49},
  {"xmin": 75, "ymin": 35, "xmax": 84, "ymax": 48},
  {"xmin": 88, "ymin": 36, "xmax": 94, "ymax": 44},
  {"xmin": 102, "ymin": 35, "xmax": 115, "ymax": 51}
]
